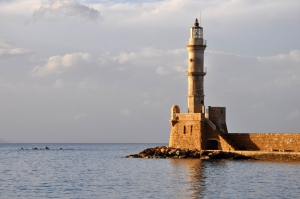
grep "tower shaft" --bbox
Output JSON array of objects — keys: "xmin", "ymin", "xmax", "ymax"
[{"xmin": 186, "ymin": 20, "xmax": 206, "ymax": 113}]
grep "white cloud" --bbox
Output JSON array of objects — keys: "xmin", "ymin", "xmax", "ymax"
[
  {"xmin": 258, "ymin": 50, "xmax": 300, "ymax": 63},
  {"xmin": 257, "ymin": 50, "xmax": 300, "ymax": 87},
  {"xmin": 31, "ymin": 52, "xmax": 91, "ymax": 77},
  {"xmin": 33, "ymin": 1, "xmax": 101, "ymax": 22},
  {"xmin": 100, "ymin": 46, "xmax": 186, "ymax": 77},
  {"xmin": 173, "ymin": 66, "xmax": 185, "ymax": 72},
  {"xmin": 111, "ymin": 47, "xmax": 163, "ymax": 64},
  {"xmin": 0, "ymin": 48, "xmax": 32, "ymax": 60},
  {"xmin": 113, "ymin": 52, "xmax": 137, "ymax": 64},
  {"xmin": 1, "ymin": 0, "xmax": 300, "ymax": 142},
  {"xmin": 166, "ymin": 48, "xmax": 185, "ymax": 55},
  {"xmin": 78, "ymin": 79, "xmax": 98, "ymax": 90},
  {"xmin": 0, "ymin": 37, "xmax": 14, "ymax": 48},
  {"xmin": 53, "ymin": 79, "xmax": 64, "ymax": 89},
  {"xmin": 0, "ymin": 0, "xmax": 40, "ymax": 15},
  {"xmin": 287, "ymin": 110, "xmax": 300, "ymax": 120},
  {"xmin": 140, "ymin": 47, "xmax": 163, "ymax": 57}
]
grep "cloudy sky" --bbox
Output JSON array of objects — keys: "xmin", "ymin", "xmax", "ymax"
[{"xmin": 0, "ymin": 0, "xmax": 299, "ymax": 143}]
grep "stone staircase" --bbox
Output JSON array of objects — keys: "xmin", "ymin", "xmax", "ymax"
[
  {"xmin": 205, "ymin": 118, "xmax": 239, "ymax": 150},
  {"xmin": 218, "ymin": 132, "xmax": 239, "ymax": 150}
]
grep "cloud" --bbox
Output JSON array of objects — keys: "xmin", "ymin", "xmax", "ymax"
[
  {"xmin": 33, "ymin": 1, "xmax": 101, "ymax": 22},
  {"xmin": 173, "ymin": 66, "xmax": 185, "ymax": 73},
  {"xmin": 287, "ymin": 110, "xmax": 300, "ymax": 120},
  {"xmin": 53, "ymin": 79, "xmax": 64, "ymax": 88},
  {"xmin": 258, "ymin": 50, "xmax": 300, "ymax": 63},
  {"xmin": 257, "ymin": 50, "xmax": 300, "ymax": 87},
  {"xmin": 100, "ymin": 46, "xmax": 186, "ymax": 76},
  {"xmin": 78, "ymin": 78, "xmax": 98, "ymax": 90},
  {"xmin": 0, "ymin": 48, "xmax": 32, "ymax": 60},
  {"xmin": 1, "ymin": 0, "xmax": 300, "ymax": 142},
  {"xmin": 0, "ymin": 37, "xmax": 14, "ymax": 48},
  {"xmin": 31, "ymin": 52, "xmax": 91, "ymax": 77},
  {"xmin": 0, "ymin": 38, "xmax": 32, "ymax": 60},
  {"xmin": 113, "ymin": 52, "xmax": 137, "ymax": 64}
]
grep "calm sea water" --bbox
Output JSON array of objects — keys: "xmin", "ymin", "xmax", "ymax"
[{"xmin": 1, "ymin": 143, "xmax": 300, "ymax": 199}]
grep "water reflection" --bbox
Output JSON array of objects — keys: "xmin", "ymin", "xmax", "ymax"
[
  {"xmin": 169, "ymin": 159, "xmax": 229, "ymax": 199},
  {"xmin": 169, "ymin": 159, "xmax": 204, "ymax": 198}
]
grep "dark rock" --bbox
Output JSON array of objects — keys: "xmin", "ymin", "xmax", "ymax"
[
  {"xmin": 126, "ymin": 154, "xmax": 139, "ymax": 158},
  {"xmin": 127, "ymin": 147, "xmax": 249, "ymax": 160},
  {"xmin": 138, "ymin": 152, "xmax": 147, "ymax": 158}
]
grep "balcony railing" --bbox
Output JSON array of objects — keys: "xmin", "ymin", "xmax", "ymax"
[
  {"xmin": 186, "ymin": 39, "xmax": 207, "ymax": 46},
  {"xmin": 186, "ymin": 69, "xmax": 207, "ymax": 76}
]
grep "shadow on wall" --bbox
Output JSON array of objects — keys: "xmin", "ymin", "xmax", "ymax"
[
  {"xmin": 206, "ymin": 132, "xmax": 261, "ymax": 151},
  {"xmin": 207, "ymin": 139, "xmax": 219, "ymax": 150},
  {"xmin": 226, "ymin": 133, "xmax": 261, "ymax": 151}
]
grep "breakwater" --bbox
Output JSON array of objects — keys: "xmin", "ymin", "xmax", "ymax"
[{"xmin": 126, "ymin": 146, "xmax": 300, "ymax": 161}]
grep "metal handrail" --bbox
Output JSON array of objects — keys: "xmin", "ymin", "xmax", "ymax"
[{"xmin": 186, "ymin": 39, "xmax": 207, "ymax": 46}]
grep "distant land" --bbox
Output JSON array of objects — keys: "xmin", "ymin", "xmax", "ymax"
[{"xmin": 0, "ymin": 139, "xmax": 9, "ymax": 143}]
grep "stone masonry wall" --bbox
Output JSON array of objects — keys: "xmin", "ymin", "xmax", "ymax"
[
  {"xmin": 169, "ymin": 116, "xmax": 204, "ymax": 150},
  {"xmin": 205, "ymin": 125, "xmax": 235, "ymax": 151},
  {"xmin": 227, "ymin": 133, "xmax": 300, "ymax": 151}
]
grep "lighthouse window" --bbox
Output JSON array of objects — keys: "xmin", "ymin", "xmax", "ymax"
[
  {"xmin": 190, "ymin": 59, "xmax": 193, "ymax": 62},
  {"xmin": 183, "ymin": 126, "xmax": 186, "ymax": 134},
  {"xmin": 190, "ymin": 125, "xmax": 193, "ymax": 134},
  {"xmin": 193, "ymin": 28, "xmax": 203, "ymax": 39}
]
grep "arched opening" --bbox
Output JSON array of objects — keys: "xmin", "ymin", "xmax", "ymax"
[{"xmin": 207, "ymin": 139, "xmax": 219, "ymax": 150}]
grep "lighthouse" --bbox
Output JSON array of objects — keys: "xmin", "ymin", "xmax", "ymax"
[
  {"xmin": 169, "ymin": 18, "xmax": 229, "ymax": 151},
  {"xmin": 168, "ymin": 18, "xmax": 300, "ymax": 152},
  {"xmin": 186, "ymin": 18, "xmax": 207, "ymax": 113}
]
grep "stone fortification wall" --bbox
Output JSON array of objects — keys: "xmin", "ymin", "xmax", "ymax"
[
  {"xmin": 208, "ymin": 107, "xmax": 228, "ymax": 133},
  {"xmin": 169, "ymin": 113, "xmax": 205, "ymax": 150},
  {"xmin": 175, "ymin": 113, "xmax": 202, "ymax": 121},
  {"xmin": 205, "ymin": 126, "xmax": 235, "ymax": 151},
  {"xmin": 227, "ymin": 133, "xmax": 300, "ymax": 151}
]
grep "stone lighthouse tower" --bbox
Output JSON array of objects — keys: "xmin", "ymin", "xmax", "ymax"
[
  {"xmin": 169, "ymin": 18, "xmax": 230, "ymax": 151},
  {"xmin": 186, "ymin": 18, "xmax": 207, "ymax": 113}
]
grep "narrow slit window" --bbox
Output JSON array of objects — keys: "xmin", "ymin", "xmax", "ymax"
[{"xmin": 183, "ymin": 126, "xmax": 186, "ymax": 134}]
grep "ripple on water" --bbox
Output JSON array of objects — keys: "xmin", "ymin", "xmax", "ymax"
[{"xmin": 1, "ymin": 144, "xmax": 300, "ymax": 199}]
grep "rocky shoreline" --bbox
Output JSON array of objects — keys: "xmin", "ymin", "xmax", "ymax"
[
  {"xmin": 126, "ymin": 146, "xmax": 252, "ymax": 160},
  {"xmin": 126, "ymin": 146, "xmax": 300, "ymax": 161}
]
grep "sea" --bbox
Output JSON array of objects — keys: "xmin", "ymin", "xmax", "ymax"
[{"xmin": 1, "ymin": 143, "xmax": 300, "ymax": 199}]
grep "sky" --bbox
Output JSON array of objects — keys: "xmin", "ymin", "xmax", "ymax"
[{"xmin": 0, "ymin": 0, "xmax": 300, "ymax": 143}]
